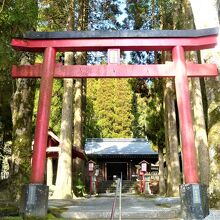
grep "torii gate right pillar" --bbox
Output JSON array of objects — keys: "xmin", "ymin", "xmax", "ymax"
[{"xmin": 173, "ymin": 46, "xmax": 209, "ymax": 219}]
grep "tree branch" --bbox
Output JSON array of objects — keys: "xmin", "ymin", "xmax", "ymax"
[{"xmin": 0, "ymin": 0, "xmax": 6, "ymax": 13}]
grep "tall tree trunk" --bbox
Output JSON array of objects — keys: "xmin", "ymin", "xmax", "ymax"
[
  {"xmin": 53, "ymin": 0, "xmax": 75, "ymax": 199},
  {"xmin": 73, "ymin": 77, "xmax": 83, "ymax": 182},
  {"xmin": 164, "ymin": 78, "xmax": 181, "ymax": 197},
  {"xmin": 10, "ymin": 53, "xmax": 36, "ymax": 200},
  {"xmin": 72, "ymin": 0, "xmax": 89, "ymax": 188},
  {"xmin": 189, "ymin": 0, "xmax": 220, "ymax": 205},
  {"xmin": 158, "ymin": 146, "xmax": 166, "ymax": 195},
  {"xmin": 164, "ymin": 90, "xmax": 171, "ymax": 195},
  {"xmin": 190, "ymin": 77, "xmax": 209, "ymax": 186},
  {"xmin": 54, "ymin": 75, "xmax": 74, "ymax": 199},
  {"xmin": 81, "ymin": 78, "xmax": 87, "ymax": 146}
]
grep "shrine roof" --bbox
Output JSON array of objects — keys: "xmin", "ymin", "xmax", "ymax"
[
  {"xmin": 85, "ymin": 138, "xmax": 157, "ymax": 156},
  {"xmin": 23, "ymin": 27, "xmax": 218, "ymax": 39}
]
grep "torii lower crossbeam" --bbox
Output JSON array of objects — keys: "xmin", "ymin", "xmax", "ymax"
[{"xmin": 12, "ymin": 63, "xmax": 217, "ymax": 78}]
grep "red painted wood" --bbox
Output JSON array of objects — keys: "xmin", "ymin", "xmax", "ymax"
[
  {"xmin": 12, "ymin": 63, "xmax": 218, "ymax": 78},
  {"xmin": 11, "ymin": 35, "xmax": 217, "ymax": 52},
  {"xmin": 173, "ymin": 46, "xmax": 199, "ymax": 184},
  {"xmin": 31, "ymin": 47, "xmax": 56, "ymax": 184},
  {"xmin": 46, "ymin": 152, "xmax": 59, "ymax": 158},
  {"xmin": 186, "ymin": 63, "xmax": 218, "ymax": 76}
]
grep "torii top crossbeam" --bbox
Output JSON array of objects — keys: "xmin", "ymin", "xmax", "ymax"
[
  {"xmin": 11, "ymin": 28, "xmax": 218, "ymax": 186},
  {"xmin": 12, "ymin": 27, "xmax": 218, "ymax": 52},
  {"xmin": 12, "ymin": 28, "xmax": 218, "ymax": 78}
]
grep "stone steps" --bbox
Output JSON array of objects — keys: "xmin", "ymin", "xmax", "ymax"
[{"xmin": 98, "ymin": 180, "xmax": 136, "ymax": 193}]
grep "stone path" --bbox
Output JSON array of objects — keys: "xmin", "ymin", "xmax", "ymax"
[
  {"xmin": 204, "ymin": 210, "xmax": 220, "ymax": 220},
  {"xmin": 49, "ymin": 194, "xmax": 181, "ymax": 219},
  {"xmin": 49, "ymin": 194, "xmax": 220, "ymax": 219}
]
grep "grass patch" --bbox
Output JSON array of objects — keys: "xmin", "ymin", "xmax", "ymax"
[
  {"xmin": 1, "ymin": 218, "xmax": 22, "ymax": 220},
  {"xmin": 0, "ymin": 203, "xmax": 19, "ymax": 217},
  {"xmin": 0, "ymin": 205, "xmax": 66, "ymax": 219},
  {"xmin": 48, "ymin": 207, "xmax": 68, "ymax": 217},
  {"xmin": 1, "ymin": 214, "xmax": 65, "ymax": 220}
]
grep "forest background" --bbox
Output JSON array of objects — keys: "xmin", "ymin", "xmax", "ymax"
[{"xmin": 0, "ymin": 0, "xmax": 220, "ymax": 206}]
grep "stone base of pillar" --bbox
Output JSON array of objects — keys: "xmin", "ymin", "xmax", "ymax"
[
  {"xmin": 180, "ymin": 184, "xmax": 209, "ymax": 220},
  {"xmin": 20, "ymin": 184, "xmax": 49, "ymax": 217}
]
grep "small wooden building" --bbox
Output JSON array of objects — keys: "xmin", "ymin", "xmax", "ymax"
[
  {"xmin": 46, "ymin": 131, "xmax": 87, "ymax": 186},
  {"xmin": 85, "ymin": 138, "xmax": 158, "ymax": 181}
]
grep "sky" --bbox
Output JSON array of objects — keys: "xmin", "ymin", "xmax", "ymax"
[{"xmin": 118, "ymin": 0, "xmax": 127, "ymax": 25}]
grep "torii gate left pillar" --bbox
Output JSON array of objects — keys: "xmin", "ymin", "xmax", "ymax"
[
  {"xmin": 19, "ymin": 47, "xmax": 56, "ymax": 217},
  {"xmin": 11, "ymin": 28, "xmax": 218, "ymax": 219}
]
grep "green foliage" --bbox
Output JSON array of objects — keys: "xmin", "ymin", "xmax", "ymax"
[
  {"xmin": 0, "ymin": 1, "xmax": 38, "ymax": 200},
  {"xmin": 38, "ymin": 0, "xmax": 71, "ymax": 31},
  {"xmin": 33, "ymin": 79, "xmax": 63, "ymax": 135},
  {"xmin": 38, "ymin": 0, "xmax": 122, "ymax": 31},
  {"xmin": 0, "ymin": 69, "xmax": 13, "ymax": 147},
  {"xmin": 1, "ymin": 218, "xmax": 22, "ymax": 220},
  {"xmin": 0, "ymin": 0, "xmax": 38, "ymax": 33},
  {"xmin": 0, "ymin": 202, "xmax": 65, "ymax": 219},
  {"xmin": 124, "ymin": 0, "xmax": 161, "ymax": 30},
  {"xmin": 89, "ymin": 0, "xmax": 122, "ymax": 30},
  {"xmin": 132, "ymin": 79, "xmax": 165, "ymax": 148},
  {"xmin": 12, "ymin": 135, "xmax": 32, "ymax": 178},
  {"xmin": 85, "ymin": 97, "xmax": 102, "ymax": 138},
  {"xmin": 86, "ymin": 78, "xmax": 134, "ymax": 138},
  {"xmin": 0, "ymin": 0, "xmax": 38, "ymax": 67},
  {"xmin": 73, "ymin": 172, "xmax": 86, "ymax": 196},
  {"xmin": 49, "ymin": 80, "xmax": 63, "ymax": 134},
  {"xmin": 125, "ymin": 0, "xmax": 152, "ymax": 29},
  {"xmin": 125, "ymin": 0, "xmax": 167, "ymax": 147},
  {"xmin": 0, "ymin": 203, "xmax": 19, "ymax": 217},
  {"xmin": 0, "ymin": 0, "xmax": 38, "ymax": 151}
]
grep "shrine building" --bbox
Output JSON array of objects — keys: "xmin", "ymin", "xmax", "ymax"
[{"xmin": 85, "ymin": 138, "xmax": 158, "ymax": 181}]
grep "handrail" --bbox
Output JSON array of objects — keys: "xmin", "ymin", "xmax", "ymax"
[
  {"xmin": 110, "ymin": 177, "xmax": 121, "ymax": 220},
  {"xmin": 119, "ymin": 174, "xmax": 122, "ymax": 220}
]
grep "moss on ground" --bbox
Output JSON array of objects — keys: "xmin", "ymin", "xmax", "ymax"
[
  {"xmin": 48, "ymin": 207, "xmax": 67, "ymax": 217},
  {"xmin": 1, "ymin": 216, "xmax": 64, "ymax": 220},
  {"xmin": 0, "ymin": 204, "xmax": 66, "ymax": 219},
  {"xmin": 1, "ymin": 218, "xmax": 22, "ymax": 220},
  {"xmin": 0, "ymin": 203, "xmax": 19, "ymax": 217},
  {"xmin": 1, "ymin": 214, "xmax": 65, "ymax": 220}
]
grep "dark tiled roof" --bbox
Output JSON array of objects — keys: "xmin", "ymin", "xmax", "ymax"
[{"xmin": 85, "ymin": 138, "xmax": 157, "ymax": 156}]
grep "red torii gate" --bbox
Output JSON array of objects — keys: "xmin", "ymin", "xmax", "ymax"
[{"xmin": 11, "ymin": 28, "xmax": 218, "ymax": 218}]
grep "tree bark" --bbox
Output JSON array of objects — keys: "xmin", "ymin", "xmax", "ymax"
[
  {"xmin": 164, "ymin": 91, "xmax": 171, "ymax": 195},
  {"xmin": 189, "ymin": 0, "xmax": 220, "ymax": 205},
  {"xmin": 190, "ymin": 78, "xmax": 209, "ymax": 186},
  {"xmin": 158, "ymin": 146, "xmax": 166, "ymax": 195},
  {"xmin": 72, "ymin": 0, "xmax": 89, "ymax": 188},
  {"xmin": 73, "ymin": 77, "xmax": 84, "ymax": 182},
  {"xmin": 164, "ymin": 78, "xmax": 181, "ymax": 197},
  {"xmin": 53, "ymin": 54, "xmax": 74, "ymax": 199},
  {"xmin": 53, "ymin": 0, "xmax": 75, "ymax": 199},
  {"xmin": 10, "ymin": 53, "xmax": 36, "ymax": 199}
]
